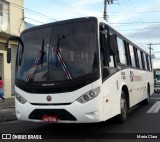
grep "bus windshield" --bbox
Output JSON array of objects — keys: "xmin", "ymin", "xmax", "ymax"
[{"xmin": 17, "ymin": 20, "xmax": 98, "ymax": 83}]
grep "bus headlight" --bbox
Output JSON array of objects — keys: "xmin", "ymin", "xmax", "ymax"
[
  {"xmin": 15, "ymin": 92, "xmax": 27, "ymax": 104},
  {"xmin": 77, "ymin": 87, "xmax": 100, "ymax": 104}
]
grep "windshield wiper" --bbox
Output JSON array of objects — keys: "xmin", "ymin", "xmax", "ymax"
[
  {"xmin": 25, "ymin": 39, "xmax": 45, "ymax": 83},
  {"xmin": 54, "ymin": 35, "xmax": 73, "ymax": 80}
]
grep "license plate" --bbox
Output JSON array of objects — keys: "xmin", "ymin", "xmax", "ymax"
[{"xmin": 42, "ymin": 116, "xmax": 57, "ymax": 123}]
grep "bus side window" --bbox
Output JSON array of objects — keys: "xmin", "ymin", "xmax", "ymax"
[
  {"xmin": 100, "ymin": 28, "xmax": 115, "ymax": 68},
  {"xmin": 134, "ymin": 48, "xmax": 139, "ymax": 68},
  {"xmin": 124, "ymin": 42, "xmax": 131, "ymax": 66},
  {"xmin": 108, "ymin": 31, "xmax": 116, "ymax": 68},
  {"xmin": 146, "ymin": 55, "xmax": 150, "ymax": 71},
  {"xmin": 143, "ymin": 53, "xmax": 147, "ymax": 70},
  {"xmin": 137, "ymin": 50, "xmax": 143, "ymax": 69},
  {"xmin": 117, "ymin": 37, "xmax": 127, "ymax": 65},
  {"xmin": 147, "ymin": 55, "xmax": 151, "ymax": 71},
  {"xmin": 129, "ymin": 45, "xmax": 136, "ymax": 67},
  {"xmin": 141, "ymin": 52, "xmax": 145, "ymax": 70}
]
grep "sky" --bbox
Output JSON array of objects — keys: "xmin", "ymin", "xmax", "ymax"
[{"xmin": 24, "ymin": 0, "xmax": 160, "ymax": 63}]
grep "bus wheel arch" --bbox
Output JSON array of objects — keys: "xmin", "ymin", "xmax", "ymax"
[
  {"xmin": 143, "ymin": 82, "xmax": 150, "ymax": 105},
  {"xmin": 122, "ymin": 85, "xmax": 130, "ymax": 110},
  {"xmin": 117, "ymin": 85, "xmax": 129, "ymax": 123}
]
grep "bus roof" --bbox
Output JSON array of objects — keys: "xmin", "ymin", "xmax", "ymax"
[{"xmin": 22, "ymin": 17, "xmax": 98, "ymax": 34}]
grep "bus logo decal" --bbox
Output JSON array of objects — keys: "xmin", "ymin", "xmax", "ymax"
[
  {"xmin": 46, "ymin": 95, "xmax": 52, "ymax": 102},
  {"xmin": 130, "ymin": 71, "xmax": 142, "ymax": 82}
]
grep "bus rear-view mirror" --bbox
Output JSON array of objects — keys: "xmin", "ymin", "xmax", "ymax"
[{"xmin": 6, "ymin": 36, "xmax": 24, "ymax": 64}]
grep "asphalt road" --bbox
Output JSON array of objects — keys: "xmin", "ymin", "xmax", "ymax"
[{"xmin": 0, "ymin": 93, "xmax": 160, "ymax": 142}]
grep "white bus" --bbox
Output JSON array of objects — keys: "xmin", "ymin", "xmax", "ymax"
[{"xmin": 7, "ymin": 17, "xmax": 154, "ymax": 123}]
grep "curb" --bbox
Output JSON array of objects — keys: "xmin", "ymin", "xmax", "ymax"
[
  {"xmin": 0, "ymin": 97, "xmax": 16, "ymax": 123},
  {"xmin": 0, "ymin": 106, "xmax": 15, "ymax": 110},
  {"xmin": 0, "ymin": 116, "xmax": 17, "ymax": 123},
  {"xmin": 0, "ymin": 107, "xmax": 17, "ymax": 123}
]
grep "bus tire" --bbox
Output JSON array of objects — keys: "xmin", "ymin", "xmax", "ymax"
[
  {"xmin": 143, "ymin": 86, "xmax": 150, "ymax": 105},
  {"xmin": 118, "ymin": 91, "xmax": 128, "ymax": 123}
]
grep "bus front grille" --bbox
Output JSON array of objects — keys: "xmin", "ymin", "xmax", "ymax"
[
  {"xmin": 30, "ymin": 103, "xmax": 72, "ymax": 106},
  {"xmin": 29, "ymin": 109, "xmax": 77, "ymax": 121}
]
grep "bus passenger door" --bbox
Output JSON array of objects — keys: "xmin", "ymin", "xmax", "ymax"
[{"xmin": 100, "ymin": 25, "xmax": 120, "ymax": 119}]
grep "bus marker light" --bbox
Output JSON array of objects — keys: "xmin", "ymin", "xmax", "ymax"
[
  {"xmin": 83, "ymin": 95, "xmax": 90, "ymax": 101},
  {"xmin": 106, "ymin": 99, "xmax": 109, "ymax": 102},
  {"xmin": 89, "ymin": 91, "xmax": 96, "ymax": 97}
]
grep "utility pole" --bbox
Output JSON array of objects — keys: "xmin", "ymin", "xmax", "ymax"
[
  {"xmin": 104, "ymin": 0, "xmax": 107, "ymax": 20},
  {"xmin": 103, "ymin": 0, "xmax": 115, "ymax": 21},
  {"xmin": 147, "ymin": 43, "xmax": 160, "ymax": 69}
]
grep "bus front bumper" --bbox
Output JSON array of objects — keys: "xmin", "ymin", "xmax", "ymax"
[{"xmin": 15, "ymin": 98, "xmax": 103, "ymax": 123}]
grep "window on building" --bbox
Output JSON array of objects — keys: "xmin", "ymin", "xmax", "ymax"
[
  {"xmin": 117, "ymin": 37, "xmax": 127, "ymax": 65},
  {"xmin": 137, "ymin": 50, "xmax": 143, "ymax": 69},
  {"xmin": 129, "ymin": 45, "xmax": 136, "ymax": 67},
  {"xmin": 0, "ymin": 0, "xmax": 9, "ymax": 33}
]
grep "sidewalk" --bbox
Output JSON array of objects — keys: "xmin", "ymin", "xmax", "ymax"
[{"xmin": 0, "ymin": 97, "xmax": 17, "ymax": 123}]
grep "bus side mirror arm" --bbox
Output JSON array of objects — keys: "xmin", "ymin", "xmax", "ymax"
[{"xmin": 6, "ymin": 36, "xmax": 24, "ymax": 64}]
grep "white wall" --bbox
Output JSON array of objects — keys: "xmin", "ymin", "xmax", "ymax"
[
  {"xmin": 7, "ymin": 0, "xmax": 24, "ymax": 36},
  {"xmin": 0, "ymin": 0, "xmax": 24, "ymax": 98}
]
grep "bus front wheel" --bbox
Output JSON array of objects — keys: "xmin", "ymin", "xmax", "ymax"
[{"xmin": 118, "ymin": 91, "xmax": 128, "ymax": 123}]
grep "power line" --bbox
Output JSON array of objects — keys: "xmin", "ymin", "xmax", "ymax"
[
  {"xmin": 10, "ymin": 2, "xmax": 57, "ymax": 22},
  {"xmin": 24, "ymin": 17, "xmax": 44, "ymax": 24},
  {"xmin": 49, "ymin": 0, "xmax": 85, "ymax": 17},
  {"xmin": 110, "ymin": 21, "xmax": 160, "ymax": 24},
  {"xmin": 128, "ymin": 0, "xmax": 152, "ymax": 38},
  {"xmin": 115, "ymin": 0, "xmax": 145, "ymax": 44},
  {"xmin": 117, "ymin": 26, "xmax": 160, "ymax": 31},
  {"xmin": 108, "ymin": 10, "xmax": 160, "ymax": 13},
  {"xmin": 25, "ymin": 21, "xmax": 36, "ymax": 29},
  {"xmin": 122, "ymin": 0, "xmax": 150, "ymax": 39}
]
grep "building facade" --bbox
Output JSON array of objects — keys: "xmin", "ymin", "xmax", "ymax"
[{"xmin": 0, "ymin": 0, "xmax": 24, "ymax": 98}]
